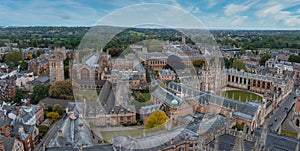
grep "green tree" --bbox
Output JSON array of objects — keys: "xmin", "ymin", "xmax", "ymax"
[
  {"xmin": 32, "ymin": 84, "xmax": 49, "ymax": 104},
  {"xmin": 53, "ymin": 104, "xmax": 64, "ymax": 115},
  {"xmin": 223, "ymin": 57, "xmax": 234, "ymax": 69},
  {"xmin": 13, "ymin": 89, "xmax": 29, "ymax": 104},
  {"xmin": 36, "ymin": 49, "xmax": 43, "ymax": 57},
  {"xmin": 19, "ymin": 61, "xmax": 28, "ymax": 71},
  {"xmin": 136, "ymin": 92, "xmax": 146, "ymax": 102},
  {"xmin": 288, "ymin": 54, "xmax": 300, "ymax": 63},
  {"xmin": 260, "ymin": 53, "xmax": 272, "ymax": 66},
  {"xmin": 49, "ymin": 79, "xmax": 74, "ymax": 100},
  {"xmin": 145, "ymin": 110, "xmax": 169, "ymax": 129},
  {"xmin": 46, "ymin": 112, "xmax": 60, "ymax": 120},
  {"xmin": 192, "ymin": 59, "xmax": 205, "ymax": 68},
  {"xmin": 232, "ymin": 59, "xmax": 247, "ymax": 71},
  {"xmin": 5, "ymin": 50, "xmax": 23, "ymax": 68},
  {"xmin": 38, "ymin": 125, "xmax": 48, "ymax": 137}
]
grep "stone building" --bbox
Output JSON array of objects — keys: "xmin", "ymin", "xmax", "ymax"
[
  {"xmin": 49, "ymin": 52, "xmax": 64, "ymax": 84},
  {"xmin": 293, "ymin": 88, "xmax": 300, "ymax": 127},
  {"xmin": 166, "ymin": 82, "xmax": 265, "ymax": 131}
]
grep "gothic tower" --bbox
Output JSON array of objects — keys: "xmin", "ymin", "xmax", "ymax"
[{"xmin": 50, "ymin": 52, "xmax": 65, "ymax": 84}]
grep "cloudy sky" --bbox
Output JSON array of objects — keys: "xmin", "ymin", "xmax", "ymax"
[{"xmin": 1, "ymin": 0, "xmax": 300, "ymax": 29}]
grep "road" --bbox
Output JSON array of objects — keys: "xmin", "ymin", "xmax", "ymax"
[
  {"xmin": 268, "ymin": 90, "xmax": 296, "ymax": 132},
  {"xmin": 33, "ymin": 118, "xmax": 63, "ymax": 151}
]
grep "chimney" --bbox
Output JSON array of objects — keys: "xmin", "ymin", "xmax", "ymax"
[
  {"xmin": 15, "ymin": 107, "xmax": 19, "ymax": 116},
  {"xmin": 58, "ymin": 129, "xmax": 63, "ymax": 138},
  {"xmin": 79, "ymin": 123, "xmax": 83, "ymax": 131},
  {"xmin": 170, "ymin": 138, "xmax": 174, "ymax": 145}
]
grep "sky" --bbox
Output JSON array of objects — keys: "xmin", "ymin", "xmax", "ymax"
[{"xmin": 0, "ymin": 0, "xmax": 300, "ymax": 29}]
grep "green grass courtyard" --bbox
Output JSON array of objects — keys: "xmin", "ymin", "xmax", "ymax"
[{"xmin": 221, "ymin": 89, "xmax": 263, "ymax": 102}]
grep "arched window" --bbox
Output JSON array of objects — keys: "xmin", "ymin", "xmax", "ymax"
[{"xmin": 81, "ymin": 68, "xmax": 90, "ymax": 80}]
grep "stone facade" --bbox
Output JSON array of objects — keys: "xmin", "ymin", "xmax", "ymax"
[
  {"xmin": 293, "ymin": 89, "xmax": 300, "ymax": 127},
  {"xmin": 49, "ymin": 52, "xmax": 64, "ymax": 84}
]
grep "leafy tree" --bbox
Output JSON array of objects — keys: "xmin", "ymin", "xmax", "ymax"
[
  {"xmin": 232, "ymin": 59, "xmax": 246, "ymax": 71},
  {"xmin": 32, "ymin": 84, "xmax": 49, "ymax": 104},
  {"xmin": 136, "ymin": 93, "xmax": 146, "ymax": 102},
  {"xmin": 19, "ymin": 61, "xmax": 28, "ymax": 71},
  {"xmin": 223, "ymin": 57, "xmax": 234, "ymax": 69},
  {"xmin": 288, "ymin": 54, "xmax": 300, "ymax": 63},
  {"xmin": 36, "ymin": 49, "xmax": 43, "ymax": 57},
  {"xmin": 46, "ymin": 112, "xmax": 60, "ymax": 120},
  {"xmin": 38, "ymin": 125, "xmax": 48, "ymax": 137},
  {"xmin": 260, "ymin": 53, "xmax": 272, "ymax": 66},
  {"xmin": 13, "ymin": 89, "xmax": 29, "ymax": 104},
  {"xmin": 192, "ymin": 59, "xmax": 205, "ymax": 68},
  {"xmin": 145, "ymin": 110, "xmax": 169, "ymax": 129},
  {"xmin": 53, "ymin": 104, "xmax": 64, "ymax": 115},
  {"xmin": 49, "ymin": 79, "xmax": 74, "ymax": 100},
  {"xmin": 5, "ymin": 50, "xmax": 23, "ymax": 68}
]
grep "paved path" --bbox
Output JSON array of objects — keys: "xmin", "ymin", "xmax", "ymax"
[
  {"xmin": 268, "ymin": 90, "xmax": 295, "ymax": 132},
  {"xmin": 33, "ymin": 118, "xmax": 63, "ymax": 151}
]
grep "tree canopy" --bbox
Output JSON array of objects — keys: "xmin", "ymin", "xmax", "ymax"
[
  {"xmin": 5, "ymin": 50, "xmax": 23, "ymax": 68},
  {"xmin": 12, "ymin": 89, "xmax": 29, "ymax": 104},
  {"xmin": 32, "ymin": 84, "xmax": 50, "ymax": 104},
  {"xmin": 288, "ymin": 54, "xmax": 300, "ymax": 63},
  {"xmin": 192, "ymin": 59, "xmax": 205, "ymax": 68},
  {"xmin": 145, "ymin": 110, "xmax": 169, "ymax": 129},
  {"xmin": 53, "ymin": 104, "xmax": 64, "ymax": 115},
  {"xmin": 49, "ymin": 79, "xmax": 74, "ymax": 100},
  {"xmin": 260, "ymin": 53, "xmax": 272, "ymax": 66},
  {"xmin": 46, "ymin": 112, "xmax": 60, "ymax": 120},
  {"xmin": 232, "ymin": 59, "xmax": 247, "ymax": 71},
  {"xmin": 19, "ymin": 61, "xmax": 28, "ymax": 71}
]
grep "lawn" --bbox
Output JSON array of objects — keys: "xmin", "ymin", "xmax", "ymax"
[
  {"xmin": 281, "ymin": 129, "xmax": 298, "ymax": 137},
  {"xmin": 221, "ymin": 90, "xmax": 262, "ymax": 102},
  {"xmin": 100, "ymin": 125, "xmax": 165, "ymax": 142}
]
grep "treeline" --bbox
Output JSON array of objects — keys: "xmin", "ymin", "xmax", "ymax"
[{"xmin": 216, "ymin": 33, "xmax": 300, "ymax": 50}]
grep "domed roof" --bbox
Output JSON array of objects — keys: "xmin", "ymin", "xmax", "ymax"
[{"xmin": 171, "ymin": 99, "xmax": 179, "ymax": 105}]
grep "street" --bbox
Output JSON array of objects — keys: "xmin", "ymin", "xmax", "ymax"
[
  {"xmin": 268, "ymin": 90, "xmax": 296, "ymax": 132},
  {"xmin": 33, "ymin": 119, "xmax": 63, "ymax": 151}
]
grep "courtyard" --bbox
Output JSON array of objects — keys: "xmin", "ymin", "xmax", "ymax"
[{"xmin": 221, "ymin": 89, "xmax": 263, "ymax": 102}]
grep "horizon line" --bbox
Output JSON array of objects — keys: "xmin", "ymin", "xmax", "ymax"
[{"xmin": 1, "ymin": 25, "xmax": 300, "ymax": 31}]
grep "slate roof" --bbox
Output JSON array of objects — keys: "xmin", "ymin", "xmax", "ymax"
[
  {"xmin": 254, "ymin": 128, "xmax": 300, "ymax": 151},
  {"xmin": 208, "ymin": 134, "xmax": 255, "ymax": 151},
  {"xmin": 48, "ymin": 102, "xmax": 94, "ymax": 149},
  {"xmin": 46, "ymin": 144, "xmax": 114, "ymax": 151},
  {"xmin": 167, "ymin": 82, "xmax": 260, "ymax": 121},
  {"xmin": 111, "ymin": 127, "xmax": 187, "ymax": 151},
  {"xmin": 0, "ymin": 135, "xmax": 17, "ymax": 151},
  {"xmin": 151, "ymin": 85, "xmax": 182, "ymax": 108},
  {"xmin": 139, "ymin": 104, "xmax": 162, "ymax": 115}
]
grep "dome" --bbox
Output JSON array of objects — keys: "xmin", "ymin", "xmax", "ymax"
[{"xmin": 171, "ymin": 99, "xmax": 179, "ymax": 105}]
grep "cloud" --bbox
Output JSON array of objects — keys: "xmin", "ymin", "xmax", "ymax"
[
  {"xmin": 255, "ymin": 2, "xmax": 300, "ymax": 27},
  {"xmin": 224, "ymin": 3, "xmax": 250, "ymax": 16}
]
